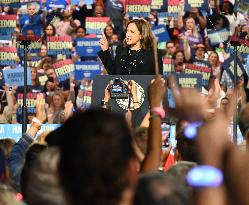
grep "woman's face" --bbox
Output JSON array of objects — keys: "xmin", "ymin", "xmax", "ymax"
[
  {"xmin": 175, "ymin": 52, "xmax": 184, "ymax": 63},
  {"xmin": 45, "ymin": 25, "xmax": 54, "ymax": 36},
  {"xmin": 126, "ymin": 23, "xmax": 141, "ymax": 47},
  {"xmin": 105, "ymin": 26, "xmax": 114, "ymax": 37},
  {"xmin": 53, "ymin": 95, "xmax": 62, "ymax": 108},
  {"xmin": 27, "ymin": 5, "xmax": 36, "ymax": 16},
  {"xmin": 76, "ymin": 28, "xmax": 86, "ymax": 38},
  {"xmin": 40, "ymin": 44, "xmax": 47, "ymax": 57},
  {"xmin": 31, "ymin": 68, "xmax": 37, "ymax": 80},
  {"xmin": 208, "ymin": 53, "xmax": 218, "ymax": 66},
  {"xmin": 185, "ymin": 18, "xmax": 194, "ymax": 31},
  {"xmin": 94, "ymin": 5, "xmax": 104, "ymax": 17}
]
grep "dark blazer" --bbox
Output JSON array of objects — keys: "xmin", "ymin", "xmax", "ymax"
[{"xmin": 98, "ymin": 46, "xmax": 163, "ymax": 75}]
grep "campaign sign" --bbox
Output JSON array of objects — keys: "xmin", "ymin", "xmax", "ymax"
[
  {"xmin": 47, "ymin": 36, "xmax": 72, "ymax": 56},
  {"xmin": 184, "ymin": 0, "xmax": 209, "ymax": 11},
  {"xmin": 74, "ymin": 61, "xmax": 102, "ymax": 80},
  {"xmin": 3, "ymin": 67, "xmax": 32, "ymax": 86},
  {"xmin": 0, "ymin": 0, "xmax": 20, "ymax": 8},
  {"xmin": 222, "ymin": 55, "xmax": 247, "ymax": 82},
  {"xmin": 53, "ymin": 59, "xmax": 74, "ymax": 82},
  {"xmin": 0, "ymin": 47, "xmax": 18, "ymax": 66},
  {"xmin": 0, "ymin": 70, "xmax": 4, "ymax": 87},
  {"xmin": 207, "ymin": 28, "xmax": 230, "ymax": 46},
  {"xmin": 46, "ymin": 0, "xmax": 67, "ymax": 9},
  {"xmin": 85, "ymin": 17, "xmax": 110, "ymax": 35},
  {"xmin": 75, "ymin": 38, "xmax": 100, "ymax": 57},
  {"xmin": 0, "ymin": 124, "xmax": 60, "ymax": 141},
  {"xmin": 0, "ymin": 15, "xmax": 17, "ymax": 37},
  {"xmin": 237, "ymin": 0, "xmax": 249, "ymax": 15},
  {"xmin": 227, "ymin": 36, "xmax": 249, "ymax": 54},
  {"xmin": 17, "ymin": 40, "xmax": 42, "ymax": 57},
  {"xmin": 126, "ymin": 0, "xmax": 151, "ymax": 17},
  {"xmin": 166, "ymin": 0, "xmax": 179, "ymax": 15},
  {"xmin": 163, "ymin": 58, "xmax": 175, "ymax": 77},
  {"xmin": 184, "ymin": 63, "xmax": 211, "ymax": 86},
  {"xmin": 151, "ymin": 0, "xmax": 164, "ymax": 10},
  {"xmin": 176, "ymin": 73, "xmax": 202, "ymax": 90},
  {"xmin": 152, "ymin": 25, "xmax": 170, "ymax": 43},
  {"xmin": 17, "ymin": 92, "xmax": 41, "ymax": 115},
  {"xmin": 71, "ymin": 0, "xmax": 93, "ymax": 4}
]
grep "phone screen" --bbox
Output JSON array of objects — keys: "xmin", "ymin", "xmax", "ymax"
[
  {"xmin": 161, "ymin": 123, "xmax": 177, "ymax": 154},
  {"xmin": 167, "ymin": 88, "xmax": 176, "ymax": 108}
]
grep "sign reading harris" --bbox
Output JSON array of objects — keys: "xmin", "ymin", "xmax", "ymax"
[
  {"xmin": 53, "ymin": 59, "xmax": 74, "ymax": 82},
  {"xmin": 0, "ymin": 124, "xmax": 60, "ymax": 141},
  {"xmin": 74, "ymin": 61, "xmax": 102, "ymax": 80},
  {"xmin": 3, "ymin": 67, "xmax": 32, "ymax": 86},
  {"xmin": 47, "ymin": 36, "xmax": 72, "ymax": 56},
  {"xmin": 126, "ymin": 0, "xmax": 151, "ymax": 17},
  {"xmin": 152, "ymin": 25, "xmax": 170, "ymax": 43},
  {"xmin": 85, "ymin": 17, "xmax": 110, "ymax": 35},
  {"xmin": 176, "ymin": 73, "xmax": 202, "ymax": 90},
  {"xmin": 184, "ymin": 63, "xmax": 211, "ymax": 86},
  {"xmin": 75, "ymin": 38, "xmax": 100, "ymax": 57},
  {"xmin": 0, "ymin": 15, "xmax": 17, "ymax": 37},
  {"xmin": 0, "ymin": 47, "xmax": 18, "ymax": 66}
]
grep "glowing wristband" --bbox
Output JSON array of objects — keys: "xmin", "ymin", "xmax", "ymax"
[
  {"xmin": 183, "ymin": 121, "xmax": 202, "ymax": 139},
  {"xmin": 151, "ymin": 107, "xmax": 165, "ymax": 119},
  {"xmin": 186, "ymin": 165, "xmax": 223, "ymax": 187}
]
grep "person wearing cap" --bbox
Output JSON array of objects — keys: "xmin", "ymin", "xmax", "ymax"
[{"xmin": 182, "ymin": 40, "xmax": 211, "ymax": 68}]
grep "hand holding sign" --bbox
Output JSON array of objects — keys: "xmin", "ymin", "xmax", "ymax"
[{"xmin": 99, "ymin": 30, "xmax": 109, "ymax": 51}]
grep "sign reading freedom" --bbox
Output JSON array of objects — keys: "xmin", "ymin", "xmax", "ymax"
[
  {"xmin": 53, "ymin": 59, "xmax": 75, "ymax": 82},
  {"xmin": 85, "ymin": 17, "xmax": 110, "ymax": 35},
  {"xmin": 126, "ymin": 0, "xmax": 151, "ymax": 17},
  {"xmin": 0, "ymin": 15, "xmax": 17, "ymax": 36},
  {"xmin": 0, "ymin": 46, "xmax": 18, "ymax": 66},
  {"xmin": 47, "ymin": 36, "xmax": 72, "ymax": 55}
]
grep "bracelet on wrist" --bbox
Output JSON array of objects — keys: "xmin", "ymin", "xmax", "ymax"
[
  {"xmin": 186, "ymin": 165, "xmax": 223, "ymax": 187},
  {"xmin": 149, "ymin": 113, "xmax": 161, "ymax": 121},
  {"xmin": 151, "ymin": 107, "xmax": 165, "ymax": 119}
]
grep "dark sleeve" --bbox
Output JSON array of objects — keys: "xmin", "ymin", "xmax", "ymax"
[
  {"xmin": 98, "ymin": 49, "xmax": 117, "ymax": 75},
  {"xmin": 158, "ymin": 49, "xmax": 163, "ymax": 75},
  {"xmin": 7, "ymin": 133, "xmax": 34, "ymax": 191}
]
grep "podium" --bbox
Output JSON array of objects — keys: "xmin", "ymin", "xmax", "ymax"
[{"xmin": 92, "ymin": 75, "xmax": 155, "ymax": 127}]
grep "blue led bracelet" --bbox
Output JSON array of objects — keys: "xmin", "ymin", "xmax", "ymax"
[
  {"xmin": 186, "ymin": 165, "xmax": 223, "ymax": 187},
  {"xmin": 183, "ymin": 121, "xmax": 202, "ymax": 139}
]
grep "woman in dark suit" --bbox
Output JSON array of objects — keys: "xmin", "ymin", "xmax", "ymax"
[{"xmin": 98, "ymin": 19, "xmax": 163, "ymax": 75}]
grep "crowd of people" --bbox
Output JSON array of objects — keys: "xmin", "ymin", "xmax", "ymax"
[{"xmin": 1, "ymin": 0, "xmax": 249, "ymax": 204}]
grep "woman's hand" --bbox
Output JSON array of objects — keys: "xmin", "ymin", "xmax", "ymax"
[{"xmin": 99, "ymin": 30, "xmax": 109, "ymax": 51}]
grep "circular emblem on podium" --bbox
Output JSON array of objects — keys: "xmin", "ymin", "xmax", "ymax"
[{"xmin": 116, "ymin": 81, "xmax": 145, "ymax": 111}]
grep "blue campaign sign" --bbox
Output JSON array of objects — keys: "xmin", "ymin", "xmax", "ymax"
[
  {"xmin": 184, "ymin": 0, "xmax": 209, "ymax": 11},
  {"xmin": 152, "ymin": 25, "xmax": 170, "ymax": 43},
  {"xmin": 46, "ymin": 0, "xmax": 67, "ymax": 9},
  {"xmin": 207, "ymin": 28, "xmax": 230, "ymax": 46},
  {"xmin": 176, "ymin": 73, "xmax": 202, "ymax": 90},
  {"xmin": 0, "ymin": 69, "xmax": 4, "ymax": 86},
  {"xmin": 75, "ymin": 38, "xmax": 101, "ymax": 57},
  {"xmin": 74, "ymin": 61, "xmax": 102, "ymax": 80},
  {"xmin": 71, "ymin": 0, "xmax": 93, "ymax": 4},
  {"xmin": 0, "ymin": 124, "xmax": 60, "ymax": 142},
  {"xmin": 3, "ymin": 67, "xmax": 32, "ymax": 86}
]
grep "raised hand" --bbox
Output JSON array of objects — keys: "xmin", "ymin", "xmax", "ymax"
[
  {"xmin": 99, "ymin": 30, "xmax": 109, "ymax": 51},
  {"xmin": 148, "ymin": 75, "xmax": 166, "ymax": 108},
  {"xmin": 36, "ymin": 93, "xmax": 46, "ymax": 123}
]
